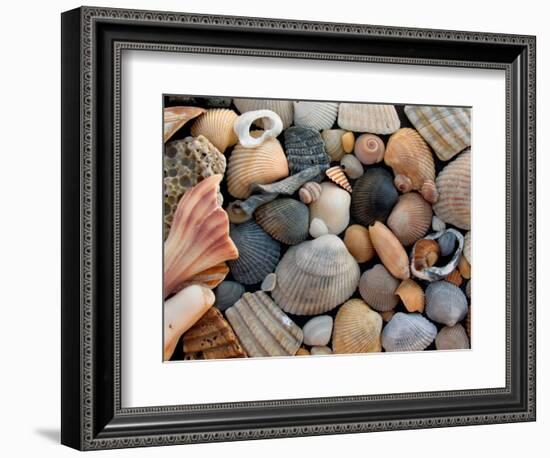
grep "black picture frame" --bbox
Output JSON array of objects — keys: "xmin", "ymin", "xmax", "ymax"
[{"xmin": 61, "ymin": 6, "xmax": 536, "ymax": 451}]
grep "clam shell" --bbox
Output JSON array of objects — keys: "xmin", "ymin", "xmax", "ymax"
[
  {"xmin": 321, "ymin": 129, "xmax": 347, "ymax": 161},
  {"xmin": 395, "ymin": 279, "xmax": 425, "ymax": 313},
  {"xmin": 463, "ymin": 231, "xmax": 471, "ymax": 265},
  {"xmin": 404, "ymin": 105, "xmax": 471, "ymax": 161},
  {"xmin": 385, "ymin": 128, "xmax": 438, "ymax": 203},
  {"xmin": 294, "ymin": 101, "xmax": 339, "ymax": 131},
  {"xmin": 325, "ymin": 166, "xmax": 352, "ymax": 192},
  {"xmin": 368, "ymin": 222, "xmax": 410, "ymax": 280},
  {"xmin": 343, "ymin": 224, "xmax": 375, "ymax": 263},
  {"xmin": 303, "ymin": 315, "xmax": 333, "ymax": 347},
  {"xmin": 284, "ymin": 127, "xmax": 330, "ymax": 180},
  {"xmin": 299, "ymin": 181, "xmax": 322, "ymax": 204},
  {"xmin": 225, "ymin": 292, "xmax": 303, "ymax": 357},
  {"xmin": 255, "ymin": 198, "xmax": 309, "ymax": 245},
  {"xmin": 215, "ymin": 281, "xmax": 245, "ymax": 311},
  {"xmin": 433, "ymin": 150, "xmax": 471, "ymax": 229},
  {"xmin": 338, "ymin": 103, "xmax": 400, "ymax": 134},
  {"xmin": 311, "ymin": 346, "xmax": 333, "ymax": 355},
  {"xmin": 351, "ymin": 168, "xmax": 398, "ymax": 227},
  {"xmin": 233, "ymin": 98, "xmax": 293, "ymax": 129},
  {"xmin": 435, "ymin": 324, "xmax": 470, "ymax": 350},
  {"xmin": 233, "ymin": 109, "xmax": 283, "ymax": 147},
  {"xmin": 163, "ymin": 106, "xmax": 205, "ymax": 143},
  {"xmin": 272, "ymin": 234, "xmax": 360, "ymax": 315},
  {"xmin": 425, "ymin": 281, "xmax": 468, "ymax": 326},
  {"xmin": 228, "ymin": 221, "xmax": 281, "ymax": 285},
  {"xmin": 381, "ymin": 312, "xmax": 437, "ymax": 352},
  {"xmin": 354, "ymin": 133, "xmax": 385, "ymax": 165},
  {"xmin": 387, "ymin": 192, "xmax": 433, "ymax": 247},
  {"xmin": 332, "ymin": 299, "xmax": 382, "ymax": 354},
  {"xmin": 261, "ymin": 273, "xmax": 277, "ymax": 292},
  {"xmin": 190, "ymin": 108, "xmax": 238, "ymax": 153},
  {"xmin": 340, "ymin": 154, "xmax": 363, "ymax": 179},
  {"xmin": 309, "ymin": 182, "xmax": 351, "ymax": 235},
  {"xmin": 358, "ymin": 264, "xmax": 400, "ymax": 312},
  {"xmin": 309, "ymin": 217, "xmax": 329, "ymax": 238}
]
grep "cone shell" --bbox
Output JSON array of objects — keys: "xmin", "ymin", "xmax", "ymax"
[
  {"xmin": 340, "ymin": 154, "xmax": 363, "ymax": 180},
  {"xmin": 433, "ymin": 150, "xmax": 471, "ymax": 229},
  {"xmin": 215, "ymin": 281, "xmax": 245, "ymax": 311},
  {"xmin": 343, "ymin": 224, "xmax": 375, "ymax": 263},
  {"xmin": 325, "ymin": 166, "xmax": 352, "ymax": 192},
  {"xmin": 234, "ymin": 98, "xmax": 294, "ymax": 129},
  {"xmin": 309, "ymin": 182, "xmax": 351, "ymax": 235},
  {"xmin": 435, "ymin": 324, "xmax": 470, "ymax": 350},
  {"xmin": 387, "ymin": 193, "xmax": 433, "ymax": 247},
  {"xmin": 321, "ymin": 129, "xmax": 347, "ymax": 161},
  {"xmin": 255, "ymin": 198, "xmax": 309, "ymax": 245},
  {"xmin": 463, "ymin": 231, "xmax": 472, "ymax": 265},
  {"xmin": 272, "ymin": 234, "xmax": 360, "ymax": 315},
  {"xmin": 351, "ymin": 168, "xmax": 398, "ymax": 227},
  {"xmin": 369, "ymin": 222, "xmax": 410, "ymax": 280},
  {"xmin": 225, "ymin": 292, "xmax": 303, "ymax": 357},
  {"xmin": 381, "ymin": 312, "xmax": 437, "ymax": 352},
  {"xmin": 425, "ymin": 281, "xmax": 468, "ymax": 326},
  {"xmin": 284, "ymin": 127, "xmax": 330, "ymax": 179},
  {"xmin": 395, "ymin": 279, "xmax": 425, "ymax": 313},
  {"xmin": 332, "ymin": 299, "xmax": 383, "ymax": 354},
  {"xmin": 299, "ymin": 181, "xmax": 322, "ymax": 204},
  {"xmin": 353, "ymin": 133, "xmax": 385, "ymax": 165},
  {"xmin": 294, "ymin": 101, "xmax": 339, "ymax": 131},
  {"xmin": 338, "ymin": 103, "xmax": 400, "ymax": 134},
  {"xmin": 190, "ymin": 108, "xmax": 238, "ymax": 153},
  {"xmin": 163, "ymin": 106, "xmax": 205, "ymax": 142},
  {"xmin": 358, "ymin": 264, "xmax": 400, "ymax": 312}
]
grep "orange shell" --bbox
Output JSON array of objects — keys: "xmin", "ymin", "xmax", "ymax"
[
  {"xmin": 343, "ymin": 224, "xmax": 375, "ymax": 263},
  {"xmin": 445, "ymin": 269, "xmax": 463, "ymax": 287},
  {"xmin": 368, "ymin": 222, "xmax": 410, "ymax": 280},
  {"xmin": 190, "ymin": 109, "xmax": 238, "ymax": 153},
  {"xmin": 325, "ymin": 166, "xmax": 352, "ymax": 193},
  {"xmin": 395, "ymin": 279, "xmax": 425, "ymax": 313}
]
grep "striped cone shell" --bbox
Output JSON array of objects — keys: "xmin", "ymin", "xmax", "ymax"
[
  {"xmin": 435, "ymin": 324, "xmax": 470, "ymax": 350},
  {"xmin": 387, "ymin": 192, "xmax": 433, "ymax": 246},
  {"xmin": 337, "ymin": 103, "xmax": 400, "ymax": 134},
  {"xmin": 351, "ymin": 168, "xmax": 398, "ymax": 227},
  {"xmin": 233, "ymin": 98, "xmax": 294, "ymax": 129},
  {"xmin": 190, "ymin": 108, "xmax": 238, "ymax": 153},
  {"xmin": 325, "ymin": 166, "xmax": 352, "ymax": 192},
  {"xmin": 254, "ymin": 198, "xmax": 309, "ymax": 245},
  {"xmin": 294, "ymin": 101, "xmax": 339, "ymax": 131},
  {"xmin": 358, "ymin": 264, "xmax": 400, "ymax": 312},
  {"xmin": 425, "ymin": 281, "xmax": 468, "ymax": 326},
  {"xmin": 381, "ymin": 312, "xmax": 437, "ymax": 352}
]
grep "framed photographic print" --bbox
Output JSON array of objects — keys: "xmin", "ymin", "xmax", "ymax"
[{"xmin": 61, "ymin": 6, "xmax": 536, "ymax": 451}]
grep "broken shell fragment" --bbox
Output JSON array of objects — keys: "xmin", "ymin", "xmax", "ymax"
[
  {"xmin": 234, "ymin": 98, "xmax": 293, "ymax": 129},
  {"xmin": 163, "ymin": 106, "xmax": 205, "ymax": 142},
  {"xmin": 233, "ymin": 109, "xmax": 283, "ymax": 147},
  {"xmin": 309, "ymin": 217, "xmax": 329, "ymax": 238},
  {"xmin": 261, "ymin": 273, "xmax": 277, "ymax": 292},
  {"xmin": 395, "ymin": 279, "xmax": 425, "ymax": 313}
]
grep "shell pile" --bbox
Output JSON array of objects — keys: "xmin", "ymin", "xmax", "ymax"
[{"xmin": 163, "ymin": 98, "xmax": 472, "ymax": 361}]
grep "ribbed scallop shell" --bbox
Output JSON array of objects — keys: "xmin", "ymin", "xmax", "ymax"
[
  {"xmin": 299, "ymin": 181, "xmax": 322, "ymax": 204},
  {"xmin": 343, "ymin": 224, "xmax": 375, "ymax": 263},
  {"xmin": 381, "ymin": 312, "xmax": 437, "ymax": 352},
  {"xmin": 332, "ymin": 299, "xmax": 382, "ymax": 354},
  {"xmin": 340, "ymin": 154, "xmax": 363, "ymax": 179},
  {"xmin": 358, "ymin": 264, "xmax": 399, "ymax": 312},
  {"xmin": 226, "ymin": 137, "xmax": 289, "ymax": 199},
  {"xmin": 284, "ymin": 127, "xmax": 330, "ymax": 179},
  {"xmin": 325, "ymin": 166, "xmax": 352, "ymax": 192},
  {"xmin": 425, "ymin": 281, "xmax": 468, "ymax": 326},
  {"xmin": 369, "ymin": 221, "xmax": 410, "ymax": 280},
  {"xmin": 228, "ymin": 221, "xmax": 281, "ymax": 285},
  {"xmin": 254, "ymin": 198, "xmax": 309, "ymax": 245},
  {"xmin": 272, "ymin": 234, "xmax": 360, "ymax": 315},
  {"xmin": 225, "ymin": 291, "xmax": 303, "ymax": 357},
  {"xmin": 163, "ymin": 106, "xmax": 205, "ymax": 142},
  {"xmin": 387, "ymin": 192, "xmax": 433, "ymax": 246},
  {"xmin": 293, "ymin": 101, "xmax": 339, "ymax": 131},
  {"xmin": 395, "ymin": 279, "xmax": 425, "ymax": 313},
  {"xmin": 321, "ymin": 129, "xmax": 346, "ymax": 161},
  {"xmin": 233, "ymin": 98, "xmax": 294, "ymax": 129},
  {"xmin": 354, "ymin": 133, "xmax": 385, "ymax": 165},
  {"xmin": 214, "ymin": 281, "xmax": 245, "ymax": 311},
  {"xmin": 351, "ymin": 168, "xmax": 398, "ymax": 227},
  {"xmin": 190, "ymin": 108, "xmax": 238, "ymax": 153},
  {"xmin": 433, "ymin": 150, "xmax": 471, "ymax": 230},
  {"xmin": 463, "ymin": 231, "xmax": 471, "ymax": 265},
  {"xmin": 338, "ymin": 103, "xmax": 400, "ymax": 134},
  {"xmin": 435, "ymin": 324, "xmax": 470, "ymax": 350}
]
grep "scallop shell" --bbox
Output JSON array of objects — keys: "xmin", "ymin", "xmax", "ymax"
[
  {"xmin": 309, "ymin": 217, "xmax": 329, "ymax": 238},
  {"xmin": 332, "ymin": 299, "xmax": 382, "ymax": 354},
  {"xmin": 385, "ymin": 128, "xmax": 438, "ymax": 203},
  {"xmin": 340, "ymin": 154, "xmax": 363, "ymax": 180},
  {"xmin": 309, "ymin": 182, "xmax": 351, "ymax": 235},
  {"xmin": 190, "ymin": 108, "xmax": 238, "ymax": 153},
  {"xmin": 463, "ymin": 231, "xmax": 472, "ymax": 265},
  {"xmin": 342, "ymin": 132, "xmax": 355, "ymax": 153},
  {"xmin": 387, "ymin": 192, "xmax": 433, "ymax": 247},
  {"xmin": 299, "ymin": 181, "xmax": 322, "ymax": 204},
  {"xmin": 261, "ymin": 273, "xmax": 277, "ymax": 292},
  {"xmin": 228, "ymin": 221, "xmax": 281, "ymax": 285},
  {"xmin": 381, "ymin": 312, "xmax": 437, "ymax": 352},
  {"xmin": 233, "ymin": 98, "xmax": 293, "ymax": 129},
  {"xmin": 214, "ymin": 281, "xmax": 245, "ymax": 311},
  {"xmin": 343, "ymin": 224, "xmax": 375, "ymax": 263},
  {"xmin": 425, "ymin": 281, "xmax": 468, "ymax": 326},
  {"xmin": 164, "ymin": 175, "xmax": 238, "ymax": 298},
  {"xmin": 294, "ymin": 101, "xmax": 339, "ymax": 131},
  {"xmin": 225, "ymin": 291, "xmax": 303, "ymax": 357},
  {"xmin": 404, "ymin": 105, "xmax": 471, "ymax": 161},
  {"xmin": 226, "ymin": 137, "xmax": 289, "ymax": 199},
  {"xmin": 303, "ymin": 315, "xmax": 333, "ymax": 347},
  {"xmin": 255, "ymin": 198, "xmax": 309, "ymax": 245},
  {"xmin": 395, "ymin": 279, "xmax": 425, "ymax": 313},
  {"xmin": 233, "ymin": 110, "xmax": 283, "ymax": 148},
  {"xmin": 284, "ymin": 127, "xmax": 330, "ymax": 180},
  {"xmin": 272, "ymin": 234, "xmax": 360, "ymax": 315},
  {"xmin": 337, "ymin": 103, "xmax": 400, "ymax": 134},
  {"xmin": 435, "ymin": 324, "xmax": 470, "ymax": 350},
  {"xmin": 325, "ymin": 166, "xmax": 352, "ymax": 192},
  {"xmin": 433, "ymin": 150, "xmax": 471, "ymax": 229},
  {"xmin": 369, "ymin": 222, "xmax": 410, "ymax": 280},
  {"xmin": 351, "ymin": 168, "xmax": 398, "ymax": 227},
  {"xmin": 311, "ymin": 346, "xmax": 333, "ymax": 355},
  {"xmin": 163, "ymin": 106, "xmax": 205, "ymax": 142},
  {"xmin": 321, "ymin": 129, "xmax": 347, "ymax": 161},
  {"xmin": 354, "ymin": 133, "xmax": 385, "ymax": 165},
  {"xmin": 358, "ymin": 264, "xmax": 400, "ymax": 312}
]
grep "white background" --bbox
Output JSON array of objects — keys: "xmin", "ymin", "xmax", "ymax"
[{"xmin": 0, "ymin": 0, "xmax": 546, "ymax": 456}]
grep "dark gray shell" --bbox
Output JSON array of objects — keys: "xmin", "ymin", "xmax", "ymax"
[
  {"xmin": 284, "ymin": 126, "xmax": 330, "ymax": 181},
  {"xmin": 214, "ymin": 281, "xmax": 245, "ymax": 311},
  {"xmin": 425, "ymin": 281, "xmax": 468, "ymax": 326},
  {"xmin": 255, "ymin": 198, "xmax": 309, "ymax": 245},
  {"xmin": 351, "ymin": 168, "xmax": 398, "ymax": 227},
  {"xmin": 438, "ymin": 231, "xmax": 456, "ymax": 256},
  {"xmin": 381, "ymin": 312, "xmax": 437, "ymax": 352}
]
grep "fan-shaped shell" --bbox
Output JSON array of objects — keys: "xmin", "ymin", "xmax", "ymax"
[
  {"xmin": 163, "ymin": 106, "xmax": 205, "ymax": 142},
  {"xmin": 425, "ymin": 281, "xmax": 468, "ymax": 326},
  {"xmin": 309, "ymin": 182, "xmax": 351, "ymax": 235},
  {"xmin": 294, "ymin": 101, "xmax": 339, "ymax": 131},
  {"xmin": 284, "ymin": 127, "xmax": 330, "ymax": 179},
  {"xmin": 351, "ymin": 168, "xmax": 398, "ymax": 227},
  {"xmin": 369, "ymin": 222, "xmax": 410, "ymax": 280},
  {"xmin": 303, "ymin": 315, "xmax": 333, "ymax": 347},
  {"xmin": 325, "ymin": 166, "xmax": 352, "ymax": 192},
  {"xmin": 354, "ymin": 133, "xmax": 385, "ymax": 165},
  {"xmin": 395, "ymin": 279, "xmax": 425, "ymax": 313},
  {"xmin": 387, "ymin": 192, "xmax": 433, "ymax": 246},
  {"xmin": 255, "ymin": 198, "xmax": 309, "ymax": 245},
  {"xmin": 299, "ymin": 181, "xmax": 322, "ymax": 204},
  {"xmin": 463, "ymin": 231, "xmax": 471, "ymax": 265},
  {"xmin": 343, "ymin": 224, "xmax": 375, "ymax": 263},
  {"xmin": 272, "ymin": 234, "xmax": 360, "ymax": 315},
  {"xmin": 214, "ymin": 281, "xmax": 245, "ymax": 311},
  {"xmin": 435, "ymin": 324, "xmax": 470, "ymax": 350},
  {"xmin": 338, "ymin": 103, "xmax": 400, "ymax": 134},
  {"xmin": 358, "ymin": 264, "xmax": 400, "ymax": 312},
  {"xmin": 340, "ymin": 154, "xmax": 363, "ymax": 180},
  {"xmin": 332, "ymin": 299, "xmax": 383, "ymax": 354},
  {"xmin": 190, "ymin": 108, "xmax": 238, "ymax": 153},
  {"xmin": 321, "ymin": 129, "xmax": 347, "ymax": 161},
  {"xmin": 233, "ymin": 110, "xmax": 283, "ymax": 147},
  {"xmin": 233, "ymin": 98, "xmax": 293, "ymax": 129},
  {"xmin": 381, "ymin": 312, "xmax": 437, "ymax": 352}
]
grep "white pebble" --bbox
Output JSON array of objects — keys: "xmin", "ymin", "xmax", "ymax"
[
  {"xmin": 309, "ymin": 217, "xmax": 329, "ymax": 238},
  {"xmin": 310, "ymin": 346, "xmax": 333, "ymax": 356},
  {"xmin": 303, "ymin": 315, "xmax": 333, "ymax": 346}
]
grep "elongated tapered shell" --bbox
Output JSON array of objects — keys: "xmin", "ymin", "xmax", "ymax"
[
  {"xmin": 338, "ymin": 103, "xmax": 400, "ymax": 134},
  {"xmin": 433, "ymin": 150, "xmax": 471, "ymax": 230},
  {"xmin": 396, "ymin": 278, "xmax": 425, "ymax": 313},
  {"xmin": 387, "ymin": 193, "xmax": 432, "ymax": 247},
  {"xmin": 369, "ymin": 222, "xmax": 410, "ymax": 280},
  {"xmin": 425, "ymin": 281, "xmax": 468, "ymax": 326},
  {"xmin": 234, "ymin": 98, "xmax": 293, "ymax": 129},
  {"xmin": 321, "ymin": 129, "xmax": 347, "ymax": 161},
  {"xmin": 358, "ymin": 264, "xmax": 399, "ymax": 312},
  {"xmin": 164, "ymin": 175, "xmax": 238, "ymax": 298},
  {"xmin": 351, "ymin": 168, "xmax": 398, "ymax": 227},
  {"xmin": 463, "ymin": 231, "xmax": 471, "ymax": 265},
  {"xmin": 381, "ymin": 312, "xmax": 437, "ymax": 352},
  {"xmin": 325, "ymin": 166, "xmax": 352, "ymax": 192},
  {"xmin": 254, "ymin": 198, "xmax": 309, "ymax": 245},
  {"xmin": 190, "ymin": 108, "xmax": 238, "ymax": 153},
  {"xmin": 225, "ymin": 292, "xmax": 303, "ymax": 357},
  {"xmin": 294, "ymin": 101, "xmax": 339, "ymax": 131},
  {"xmin": 272, "ymin": 234, "xmax": 360, "ymax": 315},
  {"xmin": 343, "ymin": 224, "xmax": 375, "ymax": 263},
  {"xmin": 332, "ymin": 299, "xmax": 382, "ymax": 354},
  {"xmin": 435, "ymin": 324, "xmax": 470, "ymax": 350},
  {"xmin": 164, "ymin": 106, "xmax": 205, "ymax": 142}
]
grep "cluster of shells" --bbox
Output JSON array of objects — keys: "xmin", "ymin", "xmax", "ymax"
[{"xmin": 162, "ymin": 96, "xmax": 472, "ymax": 361}]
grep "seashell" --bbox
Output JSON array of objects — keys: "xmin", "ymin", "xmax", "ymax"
[
  {"xmin": 445, "ymin": 269, "xmax": 463, "ymax": 287},
  {"xmin": 385, "ymin": 128, "xmax": 438, "ymax": 203},
  {"xmin": 438, "ymin": 231, "xmax": 457, "ymax": 256},
  {"xmin": 233, "ymin": 98, "xmax": 293, "ymax": 129},
  {"xmin": 458, "ymin": 255, "xmax": 471, "ymax": 279},
  {"xmin": 368, "ymin": 222, "xmax": 410, "ymax": 280},
  {"xmin": 358, "ymin": 264, "xmax": 400, "ymax": 312},
  {"xmin": 351, "ymin": 168, "xmax": 398, "ymax": 227},
  {"xmin": 387, "ymin": 193, "xmax": 432, "ymax": 247},
  {"xmin": 321, "ymin": 129, "xmax": 347, "ymax": 161},
  {"xmin": 338, "ymin": 103, "xmax": 400, "ymax": 134},
  {"xmin": 433, "ymin": 150, "xmax": 471, "ymax": 229},
  {"xmin": 215, "ymin": 281, "xmax": 245, "ymax": 311},
  {"xmin": 381, "ymin": 310, "xmax": 395, "ymax": 322},
  {"xmin": 432, "ymin": 215, "xmax": 446, "ymax": 232},
  {"xmin": 226, "ymin": 292, "xmax": 303, "ymax": 357},
  {"xmin": 381, "ymin": 312, "xmax": 437, "ymax": 352},
  {"xmin": 228, "ymin": 221, "xmax": 281, "ymax": 285},
  {"xmin": 412, "ymin": 239, "xmax": 440, "ymax": 271},
  {"xmin": 309, "ymin": 217, "xmax": 329, "ymax": 238},
  {"xmin": 465, "ymin": 279, "xmax": 471, "ymax": 298},
  {"xmin": 463, "ymin": 231, "xmax": 471, "ymax": 265},
  {"xmin": 233, "ymin": 109, "xmax": 283, "ymax": 148},
  {"xmin": 325, "ymin": 166, "xmax": 352, "ymax": 192},
  {"xmin": 296, "ymin": 347, "xmax": 310, "ymax": 356},
  {"xmin": 164, "ymin": 175, "xmax": 238, "ymax": 298},
  {"xmin": 404, "ymin": 105, "xmax": 471, "ymax": 161},
  {"xmin": 342, "ymin": 131, "xmax": 355, "ymax": 153},
  {"xmin": 299, "ymin": 181, "xmax": 322, "ymax": 204},
  {"xmin": 311, "ymin": 346, "xmax": 333, "ymax": 355},
  {"xmin": 183, "ymin": 307, "xmax": 246, "ymax": 360},
  {"xmin": 343, "ymin": 224, "xmax": 375, "ymax": 263},
  {"xmin": 226, "ymin": 136, "xmax": 289, "ymax": 199},
  {"xmin": 303, "ymin": 315, "xmax": 333, "ymax": 347},
  {"xmin": 190, "ymin": 108, "xmax": 238, "ymax": 153},
  {"xmin": 176, "ymin": 262, "xmax": 229, "ymax": 291},
  {"xmin": 435, "ymin": 324, "xmax": 470, "ymax": 350},
  {"xmin": 294, "ymin": 101, "xmax": 339, "ymax": 131},
  {"xmin": 353, "ymin": 133, "xmax": 385, "ymax": 165},
  {"xmin": 164, "ymin": 106, "xmax": 205, "ymax": 142},
  {"xmin": 164, "ymin": 285, "xmax": 215, "ymax": 360},
  {"xmin": 425, "ymin": 281, "xmax": 468, "ymax": 326},
  {"xmin": 284, "ymin": 127, "xmax": 330, "ymax": 180},
  {"xmin": 261, "ymin": 273, "xmax": 277, "ymax": 292},
  {"xmin": 272, "ymin": 234, "xmax": 360, "ymax": 315},
  {"xmin": 340, "ymin": 154, "xmax": 363, "ymax": 180},
  {"xmin": 255, "ymin": 198, "xmax": 309, "ymax": 245},
  {"xmin": 309, "ymin": 182, "xmax": 351, "ymax": 235},
  {"xmin": 333, "ymin": 299, "xmax": 383, "ymax": 354},
  {"xmin": 395, "ymin": 279, "xmax": 425, "ymax": 313}
]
